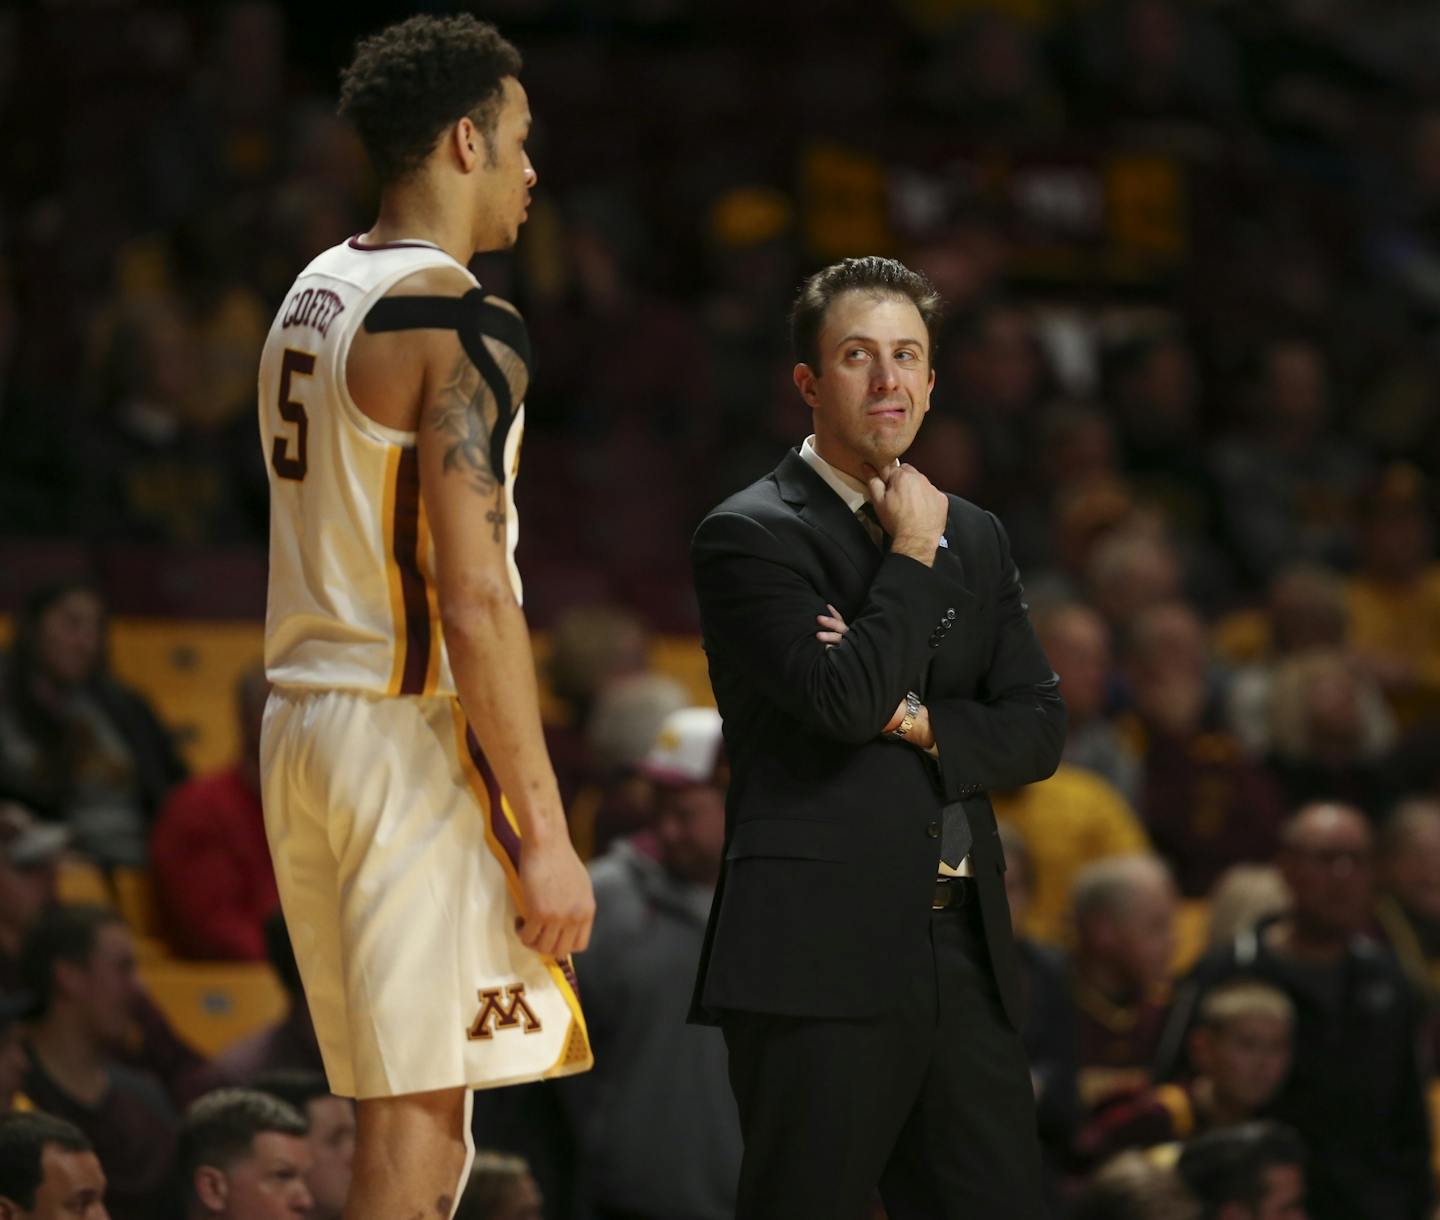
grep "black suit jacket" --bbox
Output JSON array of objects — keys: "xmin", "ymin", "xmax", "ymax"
[{"xmin": 689, "ymin": 449, "xmax": 1065, "ymax": 1028}]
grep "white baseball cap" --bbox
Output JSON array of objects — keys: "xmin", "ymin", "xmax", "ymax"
[{"xmin": 639, "ymin": 707, "xmax": 725, "ymax": 787}]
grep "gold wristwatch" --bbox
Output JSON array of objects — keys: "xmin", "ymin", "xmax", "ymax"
[{"xmin": 888, "ymin": 691, "xmax": 921, "ymax": 740}]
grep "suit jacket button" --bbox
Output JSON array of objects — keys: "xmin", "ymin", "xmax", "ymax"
[
  {"xmin": 926, "ymin": 821, "xmax": 940, "ymax": 838},
  {"xmin": 946, "ymin": 608, "xmax": 957, "ymax": 620}
]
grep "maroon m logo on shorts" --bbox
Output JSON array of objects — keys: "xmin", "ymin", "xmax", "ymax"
[{"xmin": 467, "ymin": 984, "xmax": 543, "ymax": 1040}]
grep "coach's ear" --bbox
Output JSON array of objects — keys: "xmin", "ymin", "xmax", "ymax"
[
  {"xmin": 793, "ymin": 363, "xmax": 820, "ymax": 409},
  {"xmin": 193, "ymin": 1165, "xmax": 229, "ymax": 1211}
]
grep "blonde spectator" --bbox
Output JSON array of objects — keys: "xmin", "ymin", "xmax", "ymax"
[{"xmin": 1206, "ymin": 865, "xmax": 1290, "ymax": 951}]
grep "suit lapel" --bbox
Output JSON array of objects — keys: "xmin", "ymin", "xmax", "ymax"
[{"xmin": 774, "ymin": 449, "xmax": 879, "ymax": 583}]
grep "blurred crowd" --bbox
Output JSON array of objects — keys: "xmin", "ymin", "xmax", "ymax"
[{"xmin": 9, "ymin": 0, "xmax": 1440, "ymax": 1216}]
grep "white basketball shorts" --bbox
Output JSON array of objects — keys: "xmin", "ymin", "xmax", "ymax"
[{"xmin": 260, "ymin": 687, "xmax": 592, "ymax": 1099}]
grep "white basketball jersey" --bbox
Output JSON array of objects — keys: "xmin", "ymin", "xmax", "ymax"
[{"xmin": 259, "ymin": 237, "xmax": 525, "ymax": 697}]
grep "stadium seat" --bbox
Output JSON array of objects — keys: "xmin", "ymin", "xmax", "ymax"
[
  {"xmin": 55, "ymin": 857, "xmax": 113, "ymax": 908},
  {"xmin": 112, "ymin": 866, "xmax": 163, "ymax": 941},
  {"xmin": 138, "ymin": 961, "xmax": 286, "ymax": 1057}
]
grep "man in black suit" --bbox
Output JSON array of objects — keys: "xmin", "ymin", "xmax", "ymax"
[{"xmin": 690, "ymin": 256, "xmax": 1066, "ymax": 1219}]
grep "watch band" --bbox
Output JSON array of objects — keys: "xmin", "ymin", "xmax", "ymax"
[{"xmin": 889, "ymin": 690, "xmax": 921, "ymax": 740}]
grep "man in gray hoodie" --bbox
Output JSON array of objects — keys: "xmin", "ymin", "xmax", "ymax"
[{"xmin": 567, "ymin": 706, "xmax": 739, "ymax": 1220}]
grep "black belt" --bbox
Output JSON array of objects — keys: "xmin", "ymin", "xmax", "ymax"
[{"xmin": 932, "ymin": 876, "xmax": 974, "ymax": 911}]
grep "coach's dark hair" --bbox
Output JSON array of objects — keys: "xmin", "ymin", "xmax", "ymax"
[
  {"xmin": 0, "ymin": 1112, "xmax": 93, "ymax": 1209},
  {"xmin": 180, "ymin": 1089, "xmax": 309, "ymax": 1193},
  {"xmin": 1176, "ymin": 1121, "xmax": 1306, "ymax": 1219},
  {"xmin": 338, "ymin": 15, "xmax": 522, "ymax": 187},
  {"xmin": 20, "ymin": 903, "xmax": 126, "ymax": 1017},
  {"xmin": 790, "ymin": 257, "xmax": 944, "ymax": 372}
]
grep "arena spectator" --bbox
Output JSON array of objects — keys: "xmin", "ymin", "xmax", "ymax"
[
  {"xmin": 1264, "ymin": 650, "xmax": 1400, "ymax": 821},
  {"xmin": 0, "ymin": 808, "xmax": 66, "ymax": 986},
  {"xmin": 1211, "ymin": 337, "xmax": 1370, "ymax": 587},
  {"xmin": 1375, "ymin": 798, "xmax": 1440, "ymax": 1025},
  {"xmin": 1175, "ymin": 1121, "xmax": 1308, "ymax": 1220},
  {"xmin": 1003, "ymin": 401, "xmax": 1122, "ymax": 574},
  {"xmin": 151, "ymin": 663, "xmax": 278, "ymax": 959},
  {"xmin": 19, "ymin": 905, "xmax": 176, "ymax": 1220},
  {"xmin": 1101, "ymin": 324, "xmax": 1217, "ymax": 549},
  {"xmin": 0, "ymin": 1111, "xmax": 107, "ymax": 1220},
  {"xmin": 567, "ymin": 672, "xmax": 688, "ymax": 859},
  {"xmin": 1078, "ymin": 979, "xmax": 1294, "ymax": 1167},
  {"xmin": 1222, "ymin": 565, "xmax": 1364, "ymax": 754},
  {"xmin": 1070, "ymin": 855, "xmax": 1178, "ymax": 1114},
  {"xmin": 1070, "ymin": 0, "xmax": 1242, "ymax": 130},
  {"xmin": 0, "ymin": 993, "xmax": 32, "ymax": 1116},
  {"xmin": 0, "ymin": 581, "xmax": 186, "ymax": 868},
  {"xmin": 566, "ymin": 706, "xmax": 739, "ymax": 1220},
  {"xmin": 453, "ymin": 1151, "xmax": 542, "ymax": 1220},
  {"xmin": 1347, "ymin": 464, "xmax": 1440, "ymax": 727},
  {"xmin": 1073, "ymin": 1149, "xmax": 1201, "ymax": 1220},
  {"xmin": 941, "ymin": 300, "xmax": 1055, "ymax": 509},
  {"xmin": 0, "ymin": 808, "xmax": 202, "ymax": 1107},
  {"xmin": 248, "ymin": 1072, "xmax": 353, "ymax": 1220},
  {"xmin": 178, "ymin": 1089, "xmax": 311, "ymax": 1220},
  {"xmin": 1163, "ymin": 803, "xmax": 1433, "ymax": 1220},
  {"xmin": 81, "ymin": 293, "xmax": 258, "ymax": 547},
  {"xmin": 541, "ymin": 604, "xmax": 651, "ymax": 814},
  {"xmin": 1033, "ymin": 603, "xmax": 1140, "ymax": 805},
  {"xmin": 1123, "ymin": 602, "xmax": 1287, "ymax": 896},
  {"xmin": 1031, "ymin": 479, "xmax": 1141, "ymax": 610},
  {"xmin": 1085, "ymin": 530, "xmax": 1184, "ymax": 643},
  {"xmin": 996, "ymin": 823, "xmax": 1077, "ymax": 1211},
  {"xmin": 991, "ymin": 763, "xmax": 1149, "ymax": 944}
]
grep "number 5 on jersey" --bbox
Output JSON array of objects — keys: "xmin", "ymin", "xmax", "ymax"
[{"xmin": 272, "ymin": 348, "xmax": 316, "ymax": 481}]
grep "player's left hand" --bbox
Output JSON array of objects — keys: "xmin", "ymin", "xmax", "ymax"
[{"xmin": 816, "ymin": 603, "xmax": 849, "ymax": 648}]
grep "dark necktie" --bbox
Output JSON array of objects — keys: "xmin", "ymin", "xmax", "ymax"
[
  {"xmin": 856, "ymin": 502, "xmax": 887, "ymax": 550},
  {"xmin": 940, "ymin": 802, "xmax": 973, "ymax": 870}
]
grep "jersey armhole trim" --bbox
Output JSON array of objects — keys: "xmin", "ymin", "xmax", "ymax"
[{"xmin": 333, "ymin": 255, "xmax": 478, "ymax": 449}]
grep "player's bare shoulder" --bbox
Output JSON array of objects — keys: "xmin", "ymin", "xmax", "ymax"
[{"xmin": 395, "ymin": 286, "xmax": 527, "ymax": 498}]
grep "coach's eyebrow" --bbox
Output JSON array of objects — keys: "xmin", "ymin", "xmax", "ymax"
[{"xmin": 834, "ymin": 333, "xmax": 926, "ymax": 348}]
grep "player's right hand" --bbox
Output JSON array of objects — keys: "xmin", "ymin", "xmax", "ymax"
[{"xmin": 515, "ymin": 837, "xmax": 595, "ymax": 958}]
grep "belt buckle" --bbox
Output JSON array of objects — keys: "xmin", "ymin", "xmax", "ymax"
[{"xmin": 933, "ymin": 877, "xmax": 969, "ymax": 911}]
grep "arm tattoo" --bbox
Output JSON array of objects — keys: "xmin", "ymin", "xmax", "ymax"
[{"xmin": 429, "ymin": 332, "xmax": 527, "ymax": 544}]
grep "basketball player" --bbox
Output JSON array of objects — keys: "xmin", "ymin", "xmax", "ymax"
[{"xmin": 256, "ymin": 17, "xmax": 594, "ymax": 1220}]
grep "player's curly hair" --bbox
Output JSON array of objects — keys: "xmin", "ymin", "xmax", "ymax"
[
  {"xmin": 338, "ymin": 15, "xmax": 522, "ymax": 188},
  {"xmin": 790, "ymin": 256, "xmax": 944, "ymax": 372}
]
